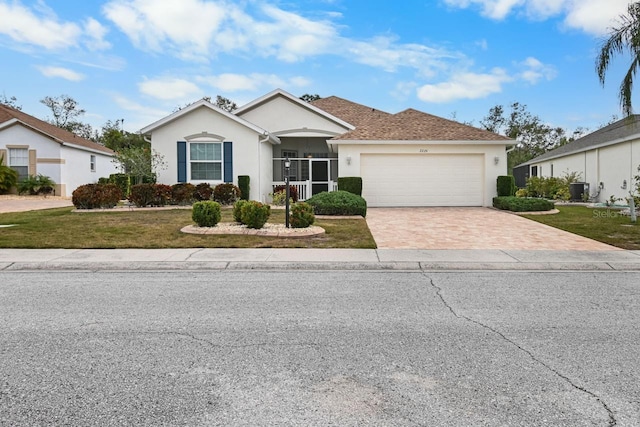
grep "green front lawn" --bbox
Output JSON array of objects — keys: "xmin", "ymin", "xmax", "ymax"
[
  {"xmin": 0, "ymin": 207, "xmax": 376, "ymax": 249},
  {"xmin": 523, "ymin": 205, "xmax": 640, "ymax": 249}
]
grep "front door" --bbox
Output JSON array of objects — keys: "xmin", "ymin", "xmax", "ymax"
[{"xmin": 311, "ymin": 160, "xmax": 329, "ymax": 195}]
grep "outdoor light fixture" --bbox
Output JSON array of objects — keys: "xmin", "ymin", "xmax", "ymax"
[
  {"xmin": 622, "ymin": 179, "xmax": 628, "ymax": 190},
  {"xmin": 284, "ymin": 158, "xmax": 291, "ymax": 228},
  {"xmin": 494, "ymin": 156, "xmax": 500, "ymax": 165},
  {"xmin": 346, "ymin": 155, "xmax": 352, "ymax": 165}
]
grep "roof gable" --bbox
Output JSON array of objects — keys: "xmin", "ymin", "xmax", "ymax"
[
  {"xmin": 235, "ymin": 89, "xmax": 354, "ymax": 131},
  {"xmin": 521, "ymin": 115, "xmax": 640, "ymax": 165},
  {"xmin": 333, "ymin": 108, "xmax": 512, "ymax": 141},
  {"xmin": 0, "ymin": 104, "xmax": 113, "ymax": 155},
  {"xmin": 140, "ymin": 99, "xmax": 278, "ymax": 143}
]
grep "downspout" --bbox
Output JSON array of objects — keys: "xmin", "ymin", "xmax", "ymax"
[{"xmin": 259, "ymin": 132, "xmax": 271, "ymax": 203}]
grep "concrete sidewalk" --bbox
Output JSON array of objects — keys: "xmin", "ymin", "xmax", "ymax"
[{"xmin": 2, "ymin": 248, "xmax": 640, "ymax": 271}]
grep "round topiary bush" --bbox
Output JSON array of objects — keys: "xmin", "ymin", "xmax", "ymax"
[
  {"xmin": 192, "ymin": 201, "xmax": 221, "ymax": 227},
  {"xmin": 240, "ymin": 201, "xmax": 271, "ymax": 229},
  {"xmin": 290, "ymin": 202, "xmax": 315, "ymax": 228},
  {"xmin": 233, "ymin": 199, "xmax": 249, "ymax": 223},
  {"xmin": 306, "ymin": 190, "xmax": 367, "ymax": 217}
]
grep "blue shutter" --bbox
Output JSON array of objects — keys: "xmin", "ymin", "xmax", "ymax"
[
  {"xmin": 223, "ymin": 141, "xmax": 233, "ymax": 183},
  {"xmin": 177, "ymin": 141, "xmax": 187, "ymax": 183}
]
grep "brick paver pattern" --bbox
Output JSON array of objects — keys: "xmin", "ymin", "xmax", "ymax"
[{"xmin": 366, "ymin": 207, "xmax": 620, "ymax": 250}]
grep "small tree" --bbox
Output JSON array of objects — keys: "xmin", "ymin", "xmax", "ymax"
[{"xmin": 112, "ymin": 147, "xmax": 167, "ymax": 185}]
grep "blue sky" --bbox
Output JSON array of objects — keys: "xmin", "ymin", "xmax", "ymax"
[{"xmin": 0, "ymin": 0, "xmax": 636, "ymax": 134}]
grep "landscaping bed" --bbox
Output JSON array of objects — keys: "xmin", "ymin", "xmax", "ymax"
[{"xmin": 0, "ymin": 207, "xmax": 375, "ymax": 249}]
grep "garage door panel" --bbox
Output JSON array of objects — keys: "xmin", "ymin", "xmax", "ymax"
[{"xmin": 361, "ymin": 154, "xmax": 483, "ymax": 207}]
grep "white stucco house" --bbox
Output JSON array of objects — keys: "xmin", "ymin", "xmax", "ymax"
[
  {"xmin": 141, "ymin": 89, "xmax": 512, "ymax": 207},
  {"xmin": 0, "ymin": 104, "xmax": 117, "ymax": 197},
  {"xmin": 516, "ymin": 116, "xmax": 640, "ymax": 202}
]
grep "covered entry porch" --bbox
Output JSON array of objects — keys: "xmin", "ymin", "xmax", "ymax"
[{"xmin": 272, "ymin": 157, "xmax": 338, "ymax": 200}]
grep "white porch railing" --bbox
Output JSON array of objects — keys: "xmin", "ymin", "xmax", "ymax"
[{"xmin": 272, "ymin": 180, "xmax": 337, "ymax": 201}]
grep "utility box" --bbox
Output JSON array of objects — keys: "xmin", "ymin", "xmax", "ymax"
[{"xmin": 570, "ymin": 182, "xmax": 590, "ymax": 202}]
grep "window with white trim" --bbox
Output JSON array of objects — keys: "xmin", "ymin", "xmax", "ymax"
[
  {"xmin": 9, "ymin": 148, "xmax": 28, "ymax": 181},
  {"xmin": 90, "ymin": 155, "xmax": 96, "ymax": 172},
  {"xmin": 190, "ymin": 142, "xmax": 222, "ymax": 180}
]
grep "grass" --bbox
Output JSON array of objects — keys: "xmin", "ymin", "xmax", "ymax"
[
  {"xmin": 0, "ymin": 207, "xmax": 376, "ymax": 249},
  {"xmin": 523, "ymin": 205, "xmax": 640, "ymax": 249}
]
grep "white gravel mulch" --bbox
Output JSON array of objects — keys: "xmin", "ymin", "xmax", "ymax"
[{"xmin": 181, "ymin": 222, "xmax": 325, "ymax": 238}]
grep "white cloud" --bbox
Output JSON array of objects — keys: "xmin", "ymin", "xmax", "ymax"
[
  {"xmin": 517, "ymin": 57, "xmax": 557, "ymax": 84},
  {"xmin": 83, "ymin": 18, "xmax": 111, "ymax": 51},
  {"xmin": 197, "ymin": 73, "xmax": 311, "ymax": 92},
  {"xmin": 37, "ymin": 66, "xmax": 85, "ymax": 81},
  {"xmin": 103, "ymin": 0, "xmax": 226, "ymax": 60},
  {"xmin": 443, "ymin": 0, "xmax": 633, "ymax": 35},
  {"xmin": 0, "ymin": 1, "xmax": 81, "ymax": 49},
  {"xmin": 417, "ymin": 68, "xmax": 512, "ymax": 103},
  {"xmin": 138, "ymin": 77, "xmax": 202, "ymax": 101}
]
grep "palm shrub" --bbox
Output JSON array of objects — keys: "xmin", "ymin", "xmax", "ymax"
[
  {"xmin": 306, "ymin": 190, "xmax": 367, "ymax": 217},
  {"xmin": 192, "ymin": 201, "xmax": 221, "ymax": 227},
  {"xmin": 213, "ymin": 183, "xmax": 241, "ymax": 205},
  {"xmin": 0, "ymin": 154, "xmax": 18, "ymax": 194},
  {"xmin": 290, "ymin": 202, "xmax": 315, "ymax": 228},
  {"xmin": 241, "ymin": 201, "xmax": 271, "ymax": 229},
  {"xmin": 233, "ymin": 199, "xmax": 249, "ymax": 223},
  {"xmin": 17, "ymin": 174, "xmax": 56, "ymax": 195}
]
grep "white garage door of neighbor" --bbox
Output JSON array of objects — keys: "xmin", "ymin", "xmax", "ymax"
[{"xmin": 361, "ymin": 154, "xmax": 484, "ymax": 207}]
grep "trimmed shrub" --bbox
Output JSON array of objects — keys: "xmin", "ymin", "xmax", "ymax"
[
  {"xmin": 72, "ymin": 183, "xmax": 122, "ymax": 209},
  {"xmin": 290, "ymin": 202, "xmax": 315, "ymax": 228},
  {"xmin": 272, "ymin": 185, "xmax": 298, "ymax": 203},
  {"xmin": 108, "ymin": 173, "xmax": 130, "ymax": 197},
  {"xmin": 306, "ymin": 190, "xmax": 367, "ymax": 217},
  {"xmin": 233, "ymin": 199, "xmax": 249, "ymax": 223},
  {"xmin": 493, "ymin": 196, "xmax": 554, "ymax": 212},
  {"xmin": 213, "ymin": 183, "xmax": 241, "ymax": 205},
  {"xmin": 128, "ymin": 183, "xmax": 156, "ymax": 207},
  {"xmin": 241, "ymin": 200, "xmax": 271, "ymax": 229},
  {"xmin": 238, "ymin": 175, "xmax": 250, "ymax": 200},
  {"xmin": 194, "ymin": 183, "xmax": 213, "ymax": 201},
  {"xmin": 192, "ymin": 201, "xmax": 221, "ymax": 227},
  {"xmin": 171, "ymin": 183, "xmax": 195, "ymax": 205},
  {"xmin": 270, "ymin": 191, "xmax": 293, "ymax": 206},
  {"xmin": 337, "ymin": 177, "xmax": 363, "ymax": 196},
  {"xmin": 497, "ymin": 175, "xmax": 516, "ymax": 197},
  {"xmin": 154, "ymin": 184, "xmax": 173, "ymax": 206}
]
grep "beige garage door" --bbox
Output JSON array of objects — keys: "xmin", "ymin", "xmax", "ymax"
[{"xmin": 361, "ymin": 154, "xmax": 484, "ymax": 207}]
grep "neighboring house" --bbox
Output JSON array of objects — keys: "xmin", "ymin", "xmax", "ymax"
[
  {"xmin": 0, "ymin": 104, "xmax": 117, "ymax": 197},
  {"xmin": 141, "ymin": 89, "xmax": 512, "ymax": 207},
  {"xmin": 515, "ymin": 116, "xmax": 640, "ymax": 202}
]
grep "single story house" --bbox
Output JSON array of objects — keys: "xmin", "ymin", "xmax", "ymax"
[
  {"xmin": 0, "ymin": 104, "xmax": 117, "ymax": 197},
  {"xmin": 141, "ymin": 89, "xmax": 513, "ymax": 207},
  {"xmin": 515, "ymin": 115, "xmax": 640, "ymax": 202}
]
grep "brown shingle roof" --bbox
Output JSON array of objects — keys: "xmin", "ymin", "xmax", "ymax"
[
  {"xmin": 333, "ymin": 108, "xmax": 512, "ymax": 141},
  {"xmin": 0, "ymin": 104, "xmax": 114, "ymax": 154},
  {"xmin": 311, "ymin": 96, "xmax": 391, "ymax": 127}
]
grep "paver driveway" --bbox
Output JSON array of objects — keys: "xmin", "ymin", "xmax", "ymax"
[
  {"xmin": 0, "ymin": 197, "xmax": 73, "ymax": 213},
  {"xmin": 366, "ymin": 207, "xmax": 620, "ymax": 250}
]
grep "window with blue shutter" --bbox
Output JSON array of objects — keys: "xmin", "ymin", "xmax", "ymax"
[
  {"xmin": 177, "ymin": 141, "xmax": 186, "ymax": 182},
  {"xmin": 223, "ymin": 141, "xmax": 233, "ymax": 183}
]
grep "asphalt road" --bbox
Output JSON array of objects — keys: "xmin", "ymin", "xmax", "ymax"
[{"xmin": 1, "ymin": 270, "xmax": 638, "ymax": 426}]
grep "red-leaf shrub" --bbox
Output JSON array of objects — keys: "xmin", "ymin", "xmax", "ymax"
[
  {"xmin": 194, "ymin": 183, "xmax": 213, "ymax": 201},
  {"xmin": 72, "ymin": 183, "xmax": 122, "ymax": 209},
  {"xmin": 213, "ymin": 183, "xmax": 241, "ymax": 205},
  {"xmin": 272, "ymin": 185, "xmax": 298, "ymax": 202}
]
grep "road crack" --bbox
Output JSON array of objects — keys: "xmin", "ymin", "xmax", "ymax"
[{"xmin": 424, "ymin": 274, "xmax": 617, "ymax": 427}]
